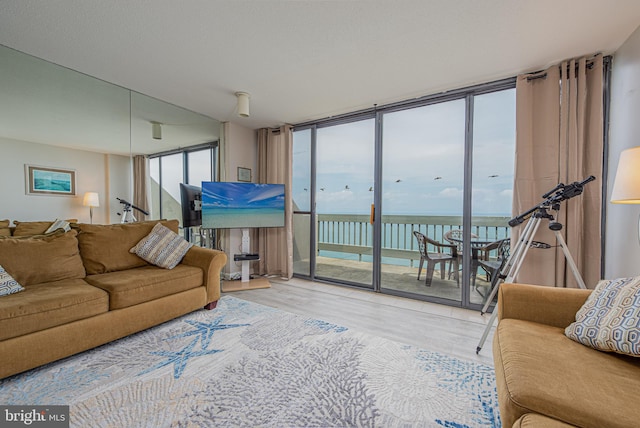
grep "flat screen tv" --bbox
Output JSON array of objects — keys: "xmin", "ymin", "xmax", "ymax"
[
  {"xmin": 180, "ymin": 183, "xmax": 202, "ymax": 228},
  {"xmin": 201, "ymin": 182, "xmax": 285, "ymax": 229}
]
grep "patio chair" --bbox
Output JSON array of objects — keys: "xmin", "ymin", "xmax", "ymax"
[
  {"xmin": 413, "ymin": 231, "xmax": 459, "ymax": 287},
  {"xmin": 443, "ymin": 229, "xmax": 479, "ymax": 250},
  {"xmin": 443, "ymin": 229, "xmax": 478, "ymax": 280},
  {"xmin": 472, "ymin": 238, "xmax": 511, "ymax": 291}
]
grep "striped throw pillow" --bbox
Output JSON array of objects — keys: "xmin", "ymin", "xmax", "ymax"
[
  {"xmin": 0, "ymin": 265, "xmax": 25, "ymax": 296},
  {"xmin": 130, "ymin": 223, "xmax": 193, "ymax": 269},
  {"xmin": 565, "ymin": 276, "xmax": 640, "ymax": 357}
]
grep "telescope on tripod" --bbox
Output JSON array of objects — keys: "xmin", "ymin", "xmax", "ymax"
[
  {"xmin": 116, "ymin": 197, "xmax": 149, "ymax": 223},
  {"xmin": 475, "ymin": 175, "xmax": 595, "ymax": 354},
  {"xmin": 508, "ymin": 175, "xmax": 595, "ymax": 228}
]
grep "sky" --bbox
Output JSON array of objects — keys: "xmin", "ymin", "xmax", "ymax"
[
  {"xmin": 150, "ymin": 89, "xmax": 517, "ymax": 220},
  {"xmin": 293, "ymin": 89, "xmax": 516, "ymax": 217}
]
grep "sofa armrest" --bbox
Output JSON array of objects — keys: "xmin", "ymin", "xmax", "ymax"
[
  {"xmin": 181, "ymin": 246, "xmax": 227, "ymax": 305},
  {"xmin": 497, "ymin": 282, "xmax": 592, "ymax": 328}
]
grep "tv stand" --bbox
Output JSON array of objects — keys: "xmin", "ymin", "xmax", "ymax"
[
  {"xmin": 240, "ymin": 228, "xmax": 252, "ymax": 282},
  {"xmin": 234, "ymin": 253, "xmax": 260, "ymax": 261},
  {"xmin": 222, "ymin": 277, "xmax": 271, "ymax": 292},
  {"xmin": 222, "ymin": 228, "xmax": 271, "ymax": 292}
]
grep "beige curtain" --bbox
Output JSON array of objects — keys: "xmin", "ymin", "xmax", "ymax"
[
  {"xmin": 513, "ymin": 55, "xmax": 603, "ymax": 288},
  {"xmin": 257, "ymin": 125, "xmax": 293, "ymax": 279},
  {"xmin": 133, "ymin": 155, "xmax": 149, "ymax": 222}
]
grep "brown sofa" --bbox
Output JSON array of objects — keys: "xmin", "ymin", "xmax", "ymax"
[
  {"xmin": 0, "ymin": 219, "xmax": 227, "ymax": 379},
  {"xmin": 493, "ymin": 282, "xmax": 640, "ymax": 428}
]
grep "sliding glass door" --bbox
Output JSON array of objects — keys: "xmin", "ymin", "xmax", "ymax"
[
  {"xmin": 292, "ymin": 80, "xmax": 515, "ymax": 308},
  {"xmin": 314, "ymin": 119, "xmax": 375, "ymax": 288},
  {"xmin": 470, "ymin": 89, "xmax": 516, "ymax": 306},
  {"xmin": 380, "ymin": 100, "xmax": 466, "ymax": 302}
]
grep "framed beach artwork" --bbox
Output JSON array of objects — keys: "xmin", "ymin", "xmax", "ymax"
[
  {"xmin": 25, "ymin": 165, "xmax": 76, "ymax": 196},
  {"xmin": 237, "ymin": 167, "xmax": 252, "ymax": 182}
]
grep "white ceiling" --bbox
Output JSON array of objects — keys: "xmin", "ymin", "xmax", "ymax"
[{"xmin": 1, "ymin": 0, "xmax": 640, "ymax": 131}]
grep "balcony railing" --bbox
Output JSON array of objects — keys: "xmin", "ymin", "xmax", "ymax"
[{"xmin": 317, "ymin": 214, "xmax": 510, "ymax": 265}]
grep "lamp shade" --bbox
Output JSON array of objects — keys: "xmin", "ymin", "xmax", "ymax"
[
  {"xmin": 83, "ymin": 192, "xmax": 100, "ymax": 207},
  {"xmin": 611, "ymin": 146, "xmax": 640, "ymax": 204},
  {"xmin": 236, "ymin": 92, "xmax": 250, "ymax": 118}
]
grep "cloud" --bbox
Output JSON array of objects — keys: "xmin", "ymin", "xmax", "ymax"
[
  {"xmin": 439, "ymin": 187, "xmax": 463, "ymax": 198},
  {"xmin": 294, "ymin": 88, "xmax": 516, "ymax": 217}
]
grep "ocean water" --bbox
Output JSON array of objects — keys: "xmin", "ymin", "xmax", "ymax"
[
  {"xmin": 202, "ymin": 207, "xmax": 284, "ymax": 229},
  {"xmin": 318, "ymin": 250, "xmax": 416, "ymax": 267},
  {"xmin": 318, "ymin": 221, "xmax": 511, "ymax": 268}
]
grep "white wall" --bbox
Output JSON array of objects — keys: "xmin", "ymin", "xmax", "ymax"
[
  {"xmin": 107, "ymin": 154, "xmax": 134, "ymax": 223},
  {"xmin": 0, "ymin": 137, "xmax": 130, "ymax": 225},
  {"xmin": 221, "ymin": 121, "xmax": 258, "ymax": 279},
  {"xmin": 606, "ymin": 24, "xmax": 640, "ymax": 278}
]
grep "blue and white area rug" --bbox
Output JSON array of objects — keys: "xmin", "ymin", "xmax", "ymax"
[{"xmin": 0, "ymin": 296, "xmax": 500, "ymax": 427}]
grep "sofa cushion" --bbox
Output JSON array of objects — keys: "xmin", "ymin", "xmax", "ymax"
[
  {"xmin": 0, "ymin": 278, "xmax": 108, "ymax": 341},
  {"xmin": 0, "ymin": 230, "xmax": 86, "ymax": 286},
  {"xmin": 130, "ymin": 223, "xmax": 193, "ymax": 269},
  {"xmin": 513, "ymin": 414, "xmax": 577, "ymax": 428},
  {"xmin": 12, "ymin": 219, "xmax": 78, "ymax": 236},
  {"xmin": 74, "ymin": 220, "xmax": 180, "ymax": 275},
  {"xmin": 0, "ymin": 219, "xmax": 10, "ymax": 237},
  {"xmin": 0, "ymin": 265, "xmax": 24, "ymax": 296},
  {"xmin": 494, "ymin": 318, "xmax": 640, "ymax": 428},
  {"xmin": 85, "ymin": 264, "xmax": 203, "ymax": 310},
  {"xmin": 565, "ymin": 276, "xmax": 640, "ymax": 357}
]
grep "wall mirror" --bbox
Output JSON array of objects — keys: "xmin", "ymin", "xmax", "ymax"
[{"xmin": 0, "ymin": 44, "xmax": 221, "ymax": 224}]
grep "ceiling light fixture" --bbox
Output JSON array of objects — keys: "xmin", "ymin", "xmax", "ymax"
[
  {"xmin": 235, "ymin": 92, "xmax": 250, "ymax": 118},
  {"xmin": 151, "ymin": 121, "xmax": 162, "ymax": 140}
]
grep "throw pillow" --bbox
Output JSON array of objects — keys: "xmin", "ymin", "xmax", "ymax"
[
  {"xmin": 0, "ymin": 230, "xmax": 86, "ymax": 286},
  {"xmin": 0, "ymin": 265, "xmax": 25, "ymax": 296},
  {"xmin": 130, "ymin": 222, "xmax": 193, "ymax": 269},
  {"xmin": 0, "ymin": 219, "xmax": 10, "ymax": 237},
  {"xmin": 565, "ymin": 276, "xmax": 640, "ymax": 357},
  {"xmin": 74, "ymin": 220, "xmax": 179, "ymax": 274},
  {"xmin": 13, "ymin": 219, "xmax": 77, "ymax": 236},
  {"xmin": 44, "ymin": 219, "xmax": 71, "ymax": 234}
]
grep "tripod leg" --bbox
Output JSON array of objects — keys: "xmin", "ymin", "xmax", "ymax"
[
  {"xmin": 476, "ymin": 309, "xmax": 499, "ymax": 354},
  {"xmin": 477, "ymin": 216, "xmax": 544, "ymax": 352},
  {"xmin": 480, "ymin": 275, "xmax": 503, "ymax": 315},
  {"xmin": 480, "ymin": 217, "xmax": 540, "ymax": 315},
  {"xmin": 511, "ymin": 218, "xmax": 543, "ymax": 281},
  {"xmin": 554, "ymin": 230, "xmax": 587, "ymax": 289}
]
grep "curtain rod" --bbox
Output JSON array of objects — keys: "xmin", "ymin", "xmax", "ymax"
[
  {"xmin": 293, "ymin": 77, "xmax": 516, "ymax": 129},
  {"xmin": 525, "ymin": 54, "xmax": 609, "ymax": 81},
  {"xmin": 525, "ymin": 62, "xmax": 594, "ymax": 81}
]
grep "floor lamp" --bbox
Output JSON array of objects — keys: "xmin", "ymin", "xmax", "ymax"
[
  {"xmin": 83, "ymin": 192, "xmax": 100, "ymax": 224},
  {"xmin": 611, "ymin": 147, "xmax": 640, "ymax": 242}
]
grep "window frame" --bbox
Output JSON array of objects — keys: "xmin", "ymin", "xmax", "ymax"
[
  {"xmin": 148, "ymin": 141, "xmax": 219, "ymax": 239},
  {"xmin": 292, "ymin": 78, "xmax": 517, "ymax": 307}
]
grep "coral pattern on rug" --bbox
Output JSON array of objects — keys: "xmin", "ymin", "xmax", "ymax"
[{"xmin": 0, "ymin": 296, "xmax": 500, "ymax": 427}]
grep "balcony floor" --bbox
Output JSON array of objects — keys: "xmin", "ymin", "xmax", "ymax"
[{"xmin": 306, "ymin": 256, "xmax": 495, "ymax": 306}]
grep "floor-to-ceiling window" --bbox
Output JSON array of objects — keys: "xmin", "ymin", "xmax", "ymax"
[
  {"xmin": 380, "ymin": 99, "xmax": 466, "ymax": 303},
  {"xmin": 315, "ymin": 119, "xmax": 375, "ymax": 287},
  {"xmin": 292, "ymin": 129, "xmax": 312, "ymax": 276},
  {"xmin": 293, "ymin": 80, "xmax": 515, "ymax": 309},
  {"xmin": 148, "ymin": 142, "xmax": 218, "ymax": 243},
  {"xmin": 469, "ymin": 89, "xmax": 516, "ymax": 307}
]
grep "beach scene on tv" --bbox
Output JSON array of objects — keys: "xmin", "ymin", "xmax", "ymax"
[{"xmin": 201, "ymin": 182, "xmax": 285, "ymax": 229}]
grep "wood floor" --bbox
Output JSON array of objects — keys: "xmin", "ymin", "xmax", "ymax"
[{"xmin": 223, "ymin": 276, "xmax": 496, "ymax": 366}]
